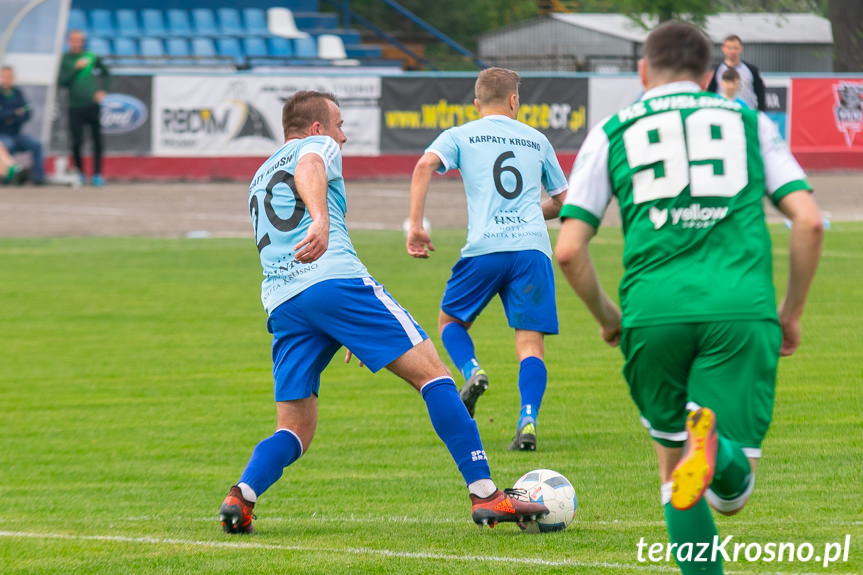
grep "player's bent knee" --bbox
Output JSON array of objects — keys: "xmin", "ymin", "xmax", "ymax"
[
  {"xmin": 438, "ymin": 311, "xmax": 470, "ymax": 334},
  {"xmin": 388, "ymin": 339, "xmax": 452, "ymax": 390},
  {"xmin": 705, "ymin": 475, "xmax": 756, "ymax": 516}
]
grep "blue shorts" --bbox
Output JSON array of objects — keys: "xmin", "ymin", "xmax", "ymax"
[
  {"xmin": 267, "ymin": 277, "xmax": 428, "ymax": 401},
  {"xmin": 441, "ymin": 250, "xmax": 558, "ymax": 334}
]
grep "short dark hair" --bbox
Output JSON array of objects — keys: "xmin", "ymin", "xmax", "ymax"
[
  {"xmin": 1, "ymin": 65, "xmax": 12, "ymax": 72},
  {"xmin": 643, "ymin": 20, "xmax": 711, "ymax": 79},
  {"xmin": 475, "ymin": 67, "xmax": 519, "ymax": 106},
  {"xmin": 281, "ymin": 90, "xmax": 338, "ymax": 139},
  {"xmin": 723, "ymin": 34, "xmax": 742, "ymax": 44},
  {"xmin": 721, "ymin": 67, "xmax": 740, "ymax": 82}
]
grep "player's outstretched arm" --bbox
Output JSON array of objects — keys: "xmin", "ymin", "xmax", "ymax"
[
  {"xmin": 406, "ymin": 152, "xmax": 441, "ymax": 258},
  {"xmin": 776, "ymin": 190, "xmax": 823, "ymax": 357},
  {"xmin": 292, "ymin": 153, "xmax": 330, "ymax": 264},
  {"xmin": 555, "ymin": 218, "xmax": 621, "ymax": 346}
]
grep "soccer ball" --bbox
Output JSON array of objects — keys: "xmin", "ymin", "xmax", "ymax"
[
  {"xmin": 512, "ymin": 469, "xmax": 577, "ymax": 533},
  {"xmin": 402, "ymin": 216, "xmax": 431, "ymax": 237}
]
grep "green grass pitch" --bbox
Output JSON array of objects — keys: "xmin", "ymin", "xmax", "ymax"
[{"xmin": 0, "ymin": 224, "xmax": 860, "ymax": 574}]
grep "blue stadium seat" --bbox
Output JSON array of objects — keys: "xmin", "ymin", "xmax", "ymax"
[
  {"xmin": 140, "ymin": 37, "xmax": 164, "ymax": 57},
  {"xmin": 89, "ymin": 9, "xmax": 115, "ymax": 37},
  {"xmin": 192, "ymin": 9, "xmax": 219, "ymax": 36},
  {"xmin": 116, "ymin": 10, "xmax": 141, "ymax": 37},
  {"xmin": 216, "ymin": 37, "xmax": 244, "ymax": 64},
  {"xmin": 166, "ymin": 37, "xmax": 190, "ymax": 57},
  {"xmin": 113, "ymin": 37, "xmax": 138, "ymax": 57},
  {"xmin": 243, "ymin": 8, "xmax": 269, "ymax": 36},
  {"xmin": 192, "ymin": 37, "xmax": 217, "ymax": 58},
  {"xmin": 243, "ymin": 37, "xmax": 269, "ymax": 59},
  {"xmin": 88, "ymin": 36, "xmax": 111, "ymax": 57},
  {"xmin": 337, "ymin": 31, "xmax": 361, "ymax": 46},
  {"xmin": 217, "ymin": 8, "xmax": 244, "ymax": 36},
  {"xmin": 294, "ymin": 35, "xmax": 317, "ymax": 58},
  {"xmin": 167, "ymin": 9, "xmax": 192, "ymax": 36},
  {"xmin": 142, "ymin": 9, "xmax": 167, "ymax": 37},
  {"xmin": 267, "ymin": 36, "xmax": 294, "ymax": 58},
  {"xmin": 346, "ymin": 45, "xmax": 382, "ymax": 60},
  {"xmin": 293, "ymin": 13, "xmax": 338, "ymax": 31},
  {"xmin": 68, "ymin": 9, "xmax": 87, "ymax": 33}
]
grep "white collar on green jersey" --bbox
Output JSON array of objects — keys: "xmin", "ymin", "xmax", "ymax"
[{"xmin": 641, "ymin": 81, "xmax": 702, "ymax": 100}]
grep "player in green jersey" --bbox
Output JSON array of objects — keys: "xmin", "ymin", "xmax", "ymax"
[{"xmin": 555, "ymin": 21, "xmax": 822, "ymax": 575}]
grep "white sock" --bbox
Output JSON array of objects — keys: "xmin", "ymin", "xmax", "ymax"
[
  {"xmin": 468, "ymin": 479, "xmax": 497, "ymax": 498},
  {"xmin": 237, "ymin": 482, "xmax": 257, "ymax": 503},
  {"xmin": 661, "ymin": 482, "xmax": 673, "ymax": 506}
]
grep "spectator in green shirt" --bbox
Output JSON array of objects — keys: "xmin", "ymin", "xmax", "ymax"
[{"xmin": 58, "ymin": 29, "xmax": 110, "ymax": 186}]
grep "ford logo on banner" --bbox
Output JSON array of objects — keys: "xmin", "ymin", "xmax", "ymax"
[{"xmin": 100, "ymin": 94, "xmax": 148, "ymax": 134}]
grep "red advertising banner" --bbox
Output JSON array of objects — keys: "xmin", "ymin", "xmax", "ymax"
[{"xmin": 790, "ymin": 78, "xmax": 863, "ymax": 169}]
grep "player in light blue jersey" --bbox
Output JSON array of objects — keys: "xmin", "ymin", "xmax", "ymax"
[
  {"xmin": 219, "ymin": 91, "xmax": 548, "ymax": 534},
  {"xmin": 407, "ymin": 68, "xmax": 568, "ymax": 451}
]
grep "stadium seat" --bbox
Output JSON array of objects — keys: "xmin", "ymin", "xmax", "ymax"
[
  {"xmin": 346, "ymin": 45, "xmax": 383, "ymax": 60},
  {"xmin": 293, "ymin": 35, "xmax": 317, "ymax": 58},
  {"xmin": 167, "ymin": 9, "xmax": 192, "ymax": 36},
  {"xmin": 113, "ymin": 37, "xmax": 138, "ymax": 56},
  {"xmin": 243, "ymin": 36, "xmax": 269, "ymax": 59},
  {"xmin": 142, "ymin": 9, "xmax": 167, "ymax": 37},
  {"xmin": 317, "ymin": 34, "xmax": 347, "ymax": 59},
  {"xmin": 318, "ymin": 34, "xmax": 359, "ymax": 66},
  {"xmin": 336, "ymin": 31, "xmax": 361, "ymax": 46},
  {"xmin": 243, "ymin": 8, "xmax": 269, "ymax": 36},
  {"xmin": 216, "ymin": 37, "xmax": 244, "ymax": 65},
  {"xmin": 293, "ymin": 13, "xmax": 339, "ymax": 31},
  {"xmin": 267, "ymin": 8, "xmax": 309, "ymax": 39},
  {"xmin": 267, "ymin": 36, "xmax": 294, "ymax": 58},
  {"xmin": 116, "ymin": 10, "xmax": 141, "ymax": 37},
  {"xmin": 88, "ymin": 36, "xmax": 111, "ymax": 57},
  {"xmin": 140, "ymin": 37, "xmax": 164, "ymax": 57},
  {"xmin": 110, "ymin": 37, "xmax": 138, "ymax": 66},
  {"xmin": 89, "ymin": 9, "xmax": 115, "ymax": 37},
  {"xmin": 166, "ymin": 37, "xmax": 190, "ymax": 57},
  {"xmin": 192, "ymin": 37, "xmax": 217, "ymax": 57},
  {"xmin": 217, "ymin": 8, "xmax": 244, "ymax": 36},
  {"xmin": 192, "ymin": 9, "xmax": 219, "ymax": 36},
  {"xmin": 68, "ymin": 9, "xmax": 87, "ymax": 33}
]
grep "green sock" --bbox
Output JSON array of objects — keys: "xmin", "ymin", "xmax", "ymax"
[
  {"xmin": 4, "ymin": 165, "xmax": 17, "ymax": 183},
  {"xmin": 711, "ymin": 435, "xmax": 751, "ymax": 499},
  {"xmin": 665, "ymin": 498, "xmax": 723, "ymax": 574}
]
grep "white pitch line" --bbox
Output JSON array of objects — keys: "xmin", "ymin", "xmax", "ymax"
[
  {"xmin": 0, "ymin": 530, "xmax": 677, "ymax": 572},
  {"xmin": 3, "ymin": 531, "xmax": 858, "ymax": 575},
  {"xmin": 118, "ymin": 514, "xmax": 863, "ymax": 529}
]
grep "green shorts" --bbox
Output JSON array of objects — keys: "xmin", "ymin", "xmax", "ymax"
[{"xmin": 620, "ymin": 320, "xmax": 782, "ymax": 457}]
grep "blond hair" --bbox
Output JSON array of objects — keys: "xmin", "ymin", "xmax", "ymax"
[{"xmin": 475, "ymin": 67, "xmax": 519, "ymax": 107}]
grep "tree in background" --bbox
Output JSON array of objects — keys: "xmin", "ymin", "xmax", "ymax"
[
  {"xmin": 335, "ymin": 0, "xmax": 856, "ymax": 71},
  {"xmin": 828, "ymin": 0, "xmax": 863, "ymax": 71}
]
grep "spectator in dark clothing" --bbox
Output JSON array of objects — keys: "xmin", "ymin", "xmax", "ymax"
[
  {"xmin": 0, "ymin": 66, "xmax": 43, "ymax": 184},
  {"xmin": 707, "ymin": 34, "xmax": 766, "ymax": 111},
  {"xmin": 58, "ymin": 29, "xmax": 110, "ymax": 186}
]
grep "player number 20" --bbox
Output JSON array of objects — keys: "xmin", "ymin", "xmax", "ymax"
[
  {"xmin": 249, "ymin": 170, "xmax": 306, "ymax": 253},
  {"xmin": 623, "ymin": 109, "xmax": 748, "ymax": 204}
]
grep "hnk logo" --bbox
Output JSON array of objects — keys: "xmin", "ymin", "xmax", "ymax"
[
  {"xmin": 833, "ymin": 81, "xmax": 863, "ymax": 147},
  {"xmin": 162, "ymin": 99, "xmax": 276, "ymax": 142},
  {"xmin": 649, "ymin": 204, "xmax": 728, "ymax": 230}
]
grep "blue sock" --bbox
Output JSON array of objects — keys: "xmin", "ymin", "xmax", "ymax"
[
  {"xmin": 517, "ymin": 356, "xmax": 547, "ymax": 428},
  {"xmin": 238, "ymin": 429, "xmax": 303, "ymax": 498},
  {"xmin": 421, "ymin": 377, "xmax": 491, "ymax": 485},
  {"xmin": 441, "ymin": 323, "xmax": 479, "ymax": 380}
]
